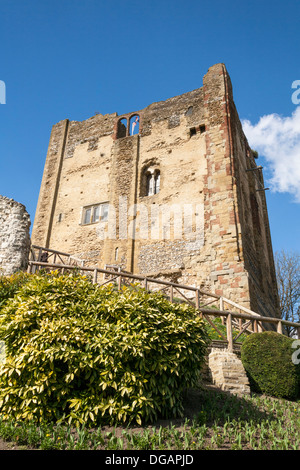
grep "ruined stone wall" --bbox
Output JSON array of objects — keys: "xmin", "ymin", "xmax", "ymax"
[
  {"xmin": 0, "ymin": 196, "xmax": 31, "ymax": 275},
  {"xmin": 31, "ymin": 63, "xmax": 280, "ymax": 318}
]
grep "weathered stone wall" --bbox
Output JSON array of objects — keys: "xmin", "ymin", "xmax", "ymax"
[
  {"xmin": 31, "ymin": 63, "xmax": 280, "ymax": 318},
  {"xmin": 0, "ymin": 196, "xmax": 31, "ymax": 275},
  {"xmin": 207, "ymin": 349, "xmax": 250, "ymax": 396}
]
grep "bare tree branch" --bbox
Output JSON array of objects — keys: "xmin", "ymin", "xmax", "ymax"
[{"xmin": 275, "ymin": 249, "xmax": 300, "ymax": 337}]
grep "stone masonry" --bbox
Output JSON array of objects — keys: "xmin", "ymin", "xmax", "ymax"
[
  {"xmin": 208, "ymin": 348, "xmax": 251, "ymax": 396},
  {"xmin": 31, "ymin": 63, "xmax": 280, "ymax": 319},
  {"xmin": 0, "ymin": 196, "xmax": 31, "ymax": 275}
]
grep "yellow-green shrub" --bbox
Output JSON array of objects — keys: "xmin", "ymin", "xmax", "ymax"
[
  {"xmin": 0, "ymin": 272, "xmax": 30, "ymax": 308},
  {"xmin": 0, "ymin": 272, "xmax": 209, "ymax": 427}
]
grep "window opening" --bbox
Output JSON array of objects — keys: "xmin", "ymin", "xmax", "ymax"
[
  {"xmin": 117, "ymin": 118, "xmax": 127, "ymax": 138},
  {"xmin": 130, "ymin": 115, "xmax": 139, "ymax": 136},
  {"xmin": 92, "ymin": 205, "xmax": 100, "ymax": 223},
  {"xmin": 154, "ymin": 171, "xmax": 160, "ymax": 194},
  {"xmin": 189, "ymin": 125, "xmax": 206, "ymax": 137},
  {"xmin": 146, "ymin": 173, "xmax": 154, "ymax": 196},
  {"xmin": 83, "ymin": 207, "xmax": 92, "ymax": 225},
  {"xmin": 82, "ymin": 203, "xmax": 109, "ymax": 225},
  {"xmin": 185, "ymin": 106, "xmax": 193, "ymax": 116},
  {"xmin": 145, "ymin": 169, "xmax": 160, "ymax": 196}
]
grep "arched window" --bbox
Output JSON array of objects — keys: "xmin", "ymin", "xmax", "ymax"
[
  {"xmin": 154, "ymin": 170, "xmax": 160, "ymax": 194},
  {"xmin": 116, "ymin": 114, "xmax": 140, "ymax": 139},
  {"xmin": 117, "ymin": 118, "xmax": 127, "ymax": 139},
  {"xmin": 143, "ymin": 168, "xmax": 160, "ymax": 196},
  {"xmin": 129, "ymin": 114, "xmax": 140, "ymax": 136},
  {"xmin": 146, "ymin": 172, "xmax": 153, "ymax": 195}
]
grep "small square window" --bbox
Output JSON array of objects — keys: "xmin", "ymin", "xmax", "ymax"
[{"xmin": 190, "ymin": 127, "xmax": 196, "ymax": 137}]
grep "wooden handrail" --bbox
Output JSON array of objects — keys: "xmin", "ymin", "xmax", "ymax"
[
  {"xmin": 29, "ymin": 245, "xmax": 85, "ymax": 266},
  {"xmin": 221, "ymin": 296, "xmax": 262, "ymax": 318},
  {"xmin": 27, "ymin": 259, "xmax": 300, "ymax": 347},
  {"xmin": 27, "ymin": 260, "xmax": 219, "ymax": 296}
]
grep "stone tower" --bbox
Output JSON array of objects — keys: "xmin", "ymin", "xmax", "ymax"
[{"xmin": 31, "ymin": 63, "xmax": 280, "ymax": 318}]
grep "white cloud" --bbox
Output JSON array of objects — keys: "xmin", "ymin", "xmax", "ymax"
[{"xmin": 242, "ymin": 107, "xmax": 300, "ymax": 202}]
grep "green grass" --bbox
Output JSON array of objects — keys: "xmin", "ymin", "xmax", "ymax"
[{"xmin": 0, "ymin": 386, "xmax": 299, "ymax": 450}]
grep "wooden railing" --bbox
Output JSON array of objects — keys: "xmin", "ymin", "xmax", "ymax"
[
  {"xmin": 27, "ymin": 256, "xmax": 300, "ymax": 351},
  {"xmin": 29, "ymin": 245, "xmax": 85, "ymax": 272}
]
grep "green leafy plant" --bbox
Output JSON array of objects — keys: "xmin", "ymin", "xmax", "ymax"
[
  {"xmin": 0, "ymin": 388, "xmax": 299, "ymax": 450},
  {"xmin": 0, "ymin": 271, "xmax": 30, "ymax": 309},
  {"xmin": 0, "ymin": 272, "xmax": 209, "ymax": 427},
  {"xmin": 241, "ymin": 331, "xmax": 300, "ymax": 399}
]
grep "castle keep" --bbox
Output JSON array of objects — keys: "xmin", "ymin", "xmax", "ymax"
[{"xmin": 31, "ymin": 63, "xmax": 280, "ymax": 318}]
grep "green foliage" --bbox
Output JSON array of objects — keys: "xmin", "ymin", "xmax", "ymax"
[
  {"xmin": 241, "ymin": 331, "xmax": 300, "ymax": 399},
  {"xmin": 0, "ymin": 272, "xmax": 30, "ymax": 308},
  {"xmin": 0, "ymin": 272, "xmax": 209, "ymax": 427},
  {"xmin": 1, "ymin": 388, "xmax": 299, "ymax": 450},
  {"xmin": 204, "ymin": 315, "xmax": 248, "ymax": 343}
]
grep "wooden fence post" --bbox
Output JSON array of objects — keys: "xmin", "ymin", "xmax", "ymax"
[
  {"xmin": 220, "ymin": 297, "xmax": 224, "ymax": 325},
  {"xmin": 170, "ymin": 285, "xmax": 173, "ymax": 303},
  {"xmin": 277, "ymin": 320, "xmax": 283, "ymax": 335},
  {"xmin": 226, "ymin": 313, "xmax": 233, "ymax": 352},
  {"xmin": 195, "ymin": 289, "xmax": 200, "ymax": 309}
]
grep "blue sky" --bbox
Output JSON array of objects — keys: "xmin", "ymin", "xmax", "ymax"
[{"xmin": 1, "ymin": 0, "xmax": 299, "ymax": 255}]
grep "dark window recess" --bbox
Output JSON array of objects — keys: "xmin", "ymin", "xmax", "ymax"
[
  {"xmin": 117, "ymin": 118, "xmax": 127, "ymax": 138},
  {"xmin": 189, "ymin": 125, "xmax": 206, "ymax": 137}
]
